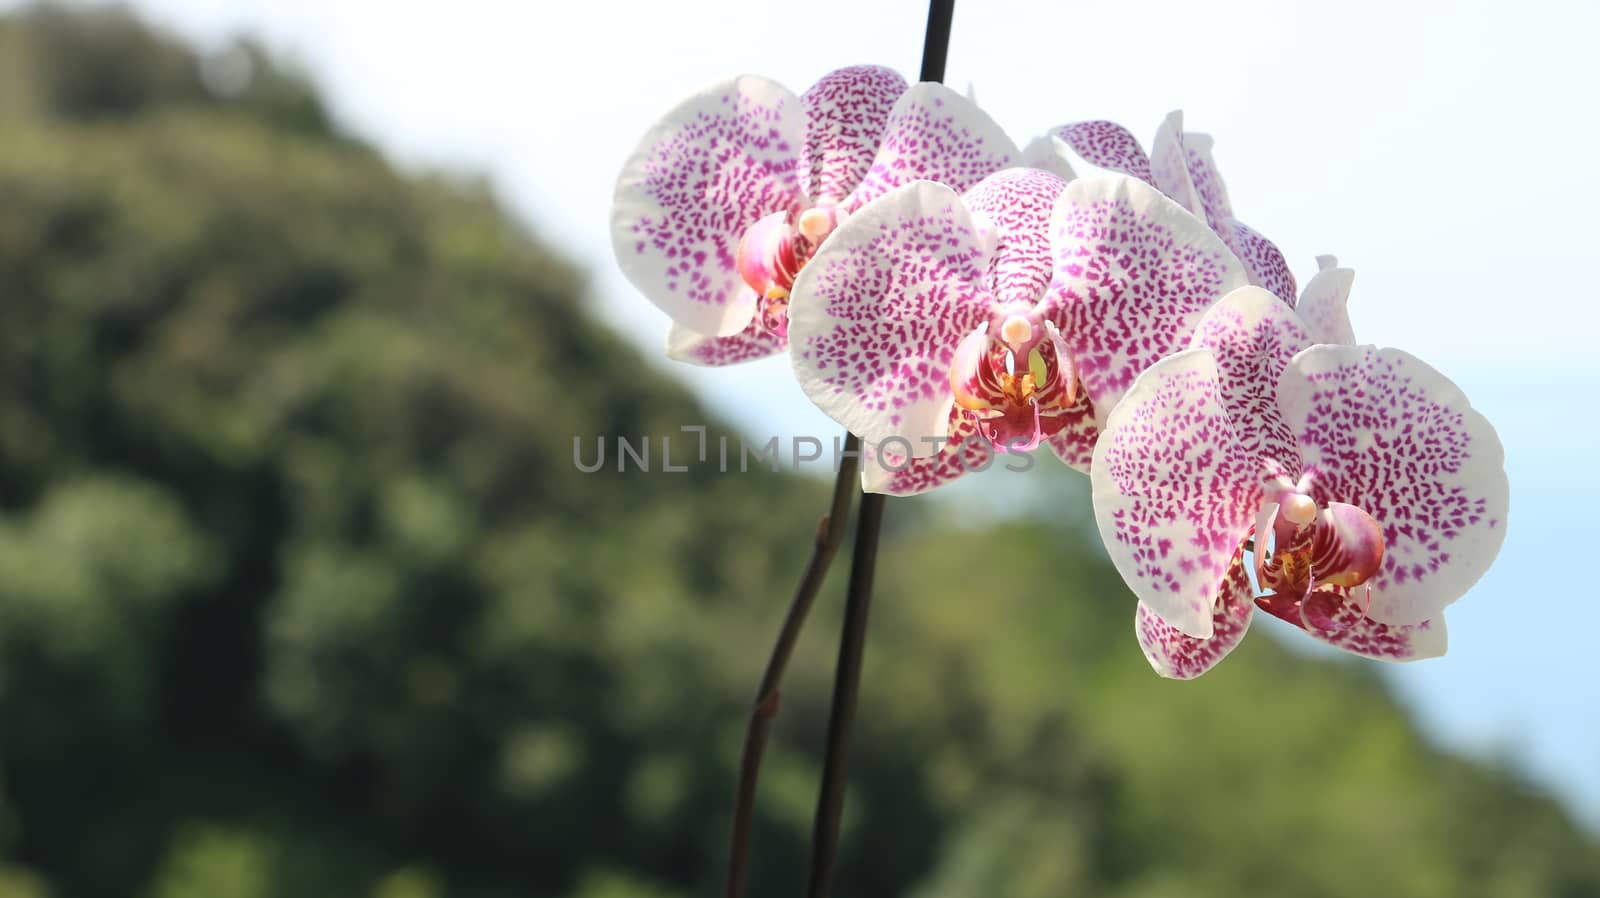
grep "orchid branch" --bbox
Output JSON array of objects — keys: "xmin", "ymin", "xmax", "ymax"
[{"xmin": 722, "ymin": 433, "xmax": 860, "ymax": 898}]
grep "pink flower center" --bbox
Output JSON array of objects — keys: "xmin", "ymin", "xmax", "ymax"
[
  {"xmin": 1253, "ymin": 495, "xmax": 1387, "ymax": 631},
  {"xmin": 735, "ymin": 205, "xmax": 847, "ymax": 338},
  {"xmin": 948, "ymin": 314, "xmax": 1079, "ymax": 453}
]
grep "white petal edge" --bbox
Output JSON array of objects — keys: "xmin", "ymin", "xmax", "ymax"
[
  {"xmin": 1297, "ymin": 261, "xmax": 1358, "ymax": 346},
  {"xmin": 1019, "ymin": 134, "xmax": 1079, "ymax": 182}
]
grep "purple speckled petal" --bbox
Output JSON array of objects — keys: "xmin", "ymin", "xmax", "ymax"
[
  {"xmin": 789, "ymin": 180, "xmax": 993, "ymax": 454},
  {"xmin": 1135, "ymin": 546, "xmax": 1255, "ymax": 679},
  {"xmin": 1051, "ymin": 120, "xmax": 1154, "ymax": 183},
  {"xmin": 1043, "ymin": 392, "xmax": 1098, "ymax": 473},
  {"xmin": 1221, "ymin": 218, "xmax": 1298, "ymax": 306},
  {"xmin": 1047, "ymin": 176, "xmax": 1249, "ymax": 421},
  {"xmin": 1278, "ymin": 346, "xmax": 1509, "ymax": 626},
  {"xmin": 861, "ymin": 409, "xmax": 987, "ymax": 496},
  {"xmin": 1188, "ymin": 287, "xmax": 1314, "ymax": 483},
  {"xmin": 665, "ymin": 313, "xmax": 785, "ymax": 367},
  {"xmin": 1018, "ymin": 133, "xmax": 1079, "ymax": 182},
  {"xmin": 1180, "ymin": 131, "xmax": 1233, "ymax": 232},
  {"xmin": 1149, "ymin": 111, "xmax": 1204, "ymax": 219},
  {"xmin": 1091, "ymin": 349, "xmax": 1260, "ymax": 638},
  {"xmin": 1297, "ymin": 255, "xmax": 1357, "ymax": 345},
  {"xmin": 964, "ymin": 168, "xmax": 1069, "ymax": 307},
  {"xmin": 1257, "ymin": 591, "xmax": 1448, "ymax": 661},
  {"xmin": 843, "ymin": 83, "xmax": 1018, "ymax": 211},
  {"xmin": 612, "ymin": 76, "xmax": 805, "ymax": 337},
  {"xmin": 798, "ymin": 65, "xmax": 908, "ymax": 204}
]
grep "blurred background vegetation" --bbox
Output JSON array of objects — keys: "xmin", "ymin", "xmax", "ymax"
[{"xmin": 0, "ymin": 5, "xmax": 1593, "ymax": 897}]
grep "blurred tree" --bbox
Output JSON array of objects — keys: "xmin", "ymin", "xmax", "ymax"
[{"xmin": 0, "ymin": 6, "xmax": 1593, "ymax": 898}]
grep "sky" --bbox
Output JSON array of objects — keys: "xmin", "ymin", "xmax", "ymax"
[{"xmin": 44, "ymin": 0, "xmax": 1600, "ymax": 828}]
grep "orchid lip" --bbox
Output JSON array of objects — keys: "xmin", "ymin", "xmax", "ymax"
[{"xmin": 1255, "ymin": 499, "xmax": 1386, "ymax": 607}]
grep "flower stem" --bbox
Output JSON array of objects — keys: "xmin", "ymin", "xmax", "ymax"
[
  {"xmin": 728, "ymin": 3, "xmax": 954, "ymax": 892},
  {"xmin": 918, "ymin": 0, "xmax": 956, "ymax": 82},
  {"xmin": 722, "ymin": 433, "xmax": 861, "ymax": 898},
  {"xmin": 804, "ymin": 490, "xmax": 887, "ymax": 898}
]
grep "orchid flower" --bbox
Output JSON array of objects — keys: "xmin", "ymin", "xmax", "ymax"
[
  {"xmin": 789, "ymin": 170, "xmax": 1253, "ymax": 495},
  {"xmin": 1049, "ymin": 111, "xmax": 1298, "ymax": 305},
  {"xmin": 611, "ymin": 66, "xmax": 1017, "ymax": 367},
  {"xmin": 1092, "ymin": 286, "xmax": 1508, "ymax": 678}
]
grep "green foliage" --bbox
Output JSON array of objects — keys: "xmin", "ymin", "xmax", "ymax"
[{"xmin": 0, "ymin": 7, "xmax": 1593, "ymax": 898}]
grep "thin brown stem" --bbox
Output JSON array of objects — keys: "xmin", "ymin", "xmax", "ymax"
[{"xmin": 722, "ymin": 433, "xmax": 861, "ymax": 898}]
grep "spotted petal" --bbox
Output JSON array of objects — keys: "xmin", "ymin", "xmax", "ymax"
[
  {"xmin": 1042, "ymin": 392, "xmax": 1099, "ymax": 474},
  {"xmin": 845, "ymin": 83, "xmax": 1018, "ymax": 210},
  {"xmin": 798, "ymin": 65, "xmax": 908, "ymax": 204},
  {"xmin": 1278, "ymin": 346, "xmax": 1509, "ymax": 626},
  {"xmin": 1047, "ymin": 176, "xmax": 1250, "ymax": 425},
  {"xmin": 1257, "ymin": 592, "xmax": 1448, "ymax": 661},
  {"xmin": 963, "ymin": 168, "xmax": 1069, "ymax": 307},
  {"xmin": 1091, "ymin": 349, "xmax": 1260, "ymax": 638},
  {"xmin": 1149, "ymin": 111, "xmax": 1204, "ymax": 219},
  {"xmin": 1180, "ymin": 131, "xmax": 1234, "ymax": 232},
  {"xmin": 789, "ymin": 180, "xmax": 993, "ymax": 456},
  {"xmin": 1050, "ymin": 120, "xmax": 1153, "ymax": 183},
  {"xmin": 1297, "ymin": 255, "xmax": 1357, "ymax": 345},
  {"xmin": 665, "ymin": 313, "xmax": 785, "ymax": 367},
  {"xmin": 1188, "ymin": 286, "xmax": 1315, "ymax": 482},
  {"xmin": 861, "ymin": 410, "xmax": 989, "ymax": 496},
  {"xmin": 1135, "ymin": 545, "xmax": 1255, "ymax": 679},
  {"xmin": 612, "ymin": 76, "xmax": 805, "ymax": 336},
  {"xmin": 1222, "ymin": 218, "xmax": 1298, "ymax": 306}
]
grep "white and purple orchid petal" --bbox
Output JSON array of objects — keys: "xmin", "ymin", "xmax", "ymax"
[
  {"xmin": 964, "ymin": 168, "xmax": 1069, "ymax": 307},
  {"xmin": 1091, "ymin": 349, "xmax": 1260, "ymax": 639},
  {"xmin": 789, "ymin": 180, "xmax": 994, "ymax": 455},
  {"xmin": 665, "ymin": 315, "xmax": 785, "ymax": 367},
  {"xmin": 797, "ymin": 65, "xmax": 908, "ymax": 204},
  {"xmin": 612, "ymin": 76, "xmax": 806, "ymax": 337},
  {"xmin": 1189, "ymin": 286, "xmax": 1315, "ymax": 480},
  {"xmin": 1149, "ymin": 111, "xmax": 1204, "ymax": 219},
  {"xmin": 844, "ymin": 83, "xmax": 1018, "ymax": 211},
  {"xmin": 1257, "ymin": 591, "xmax": 1448, "ymax": 661},
  {"xmin": 1297, "ymin": 256, "xmax": 1358, "ymax": 346},
  {"xmin": 1221, "ymin": 218, "xmax": 1298, "ymax": 307},
  {"xmin": 1019, "ymin": 134, "xmax": 1079, "ymax": 182},
  {"xmin": 1051, "ymin": 120, "xmax": 1154, "ymax": 184},
  {"xmin": 1042, "ymin": 392, "xmax": 1099, "ymax": 474},
  {"xmin": 1047, "ymin": 176, "xmax": 1250, "ymax": 421},
  {"xmin": 1135, "ymin": 546, "xmax": 1256, "ymax": 679},
  {"xmin": 1180, "ymin": 131, "xmax": 1234, "ymax": 232},
  {"xmin": 861, "ymin": 411, "xmax": 986, "ymax": 496},
  {"xmin": 1278, "ymin": 346, "xmax": 1509, "ymax": 626}
]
